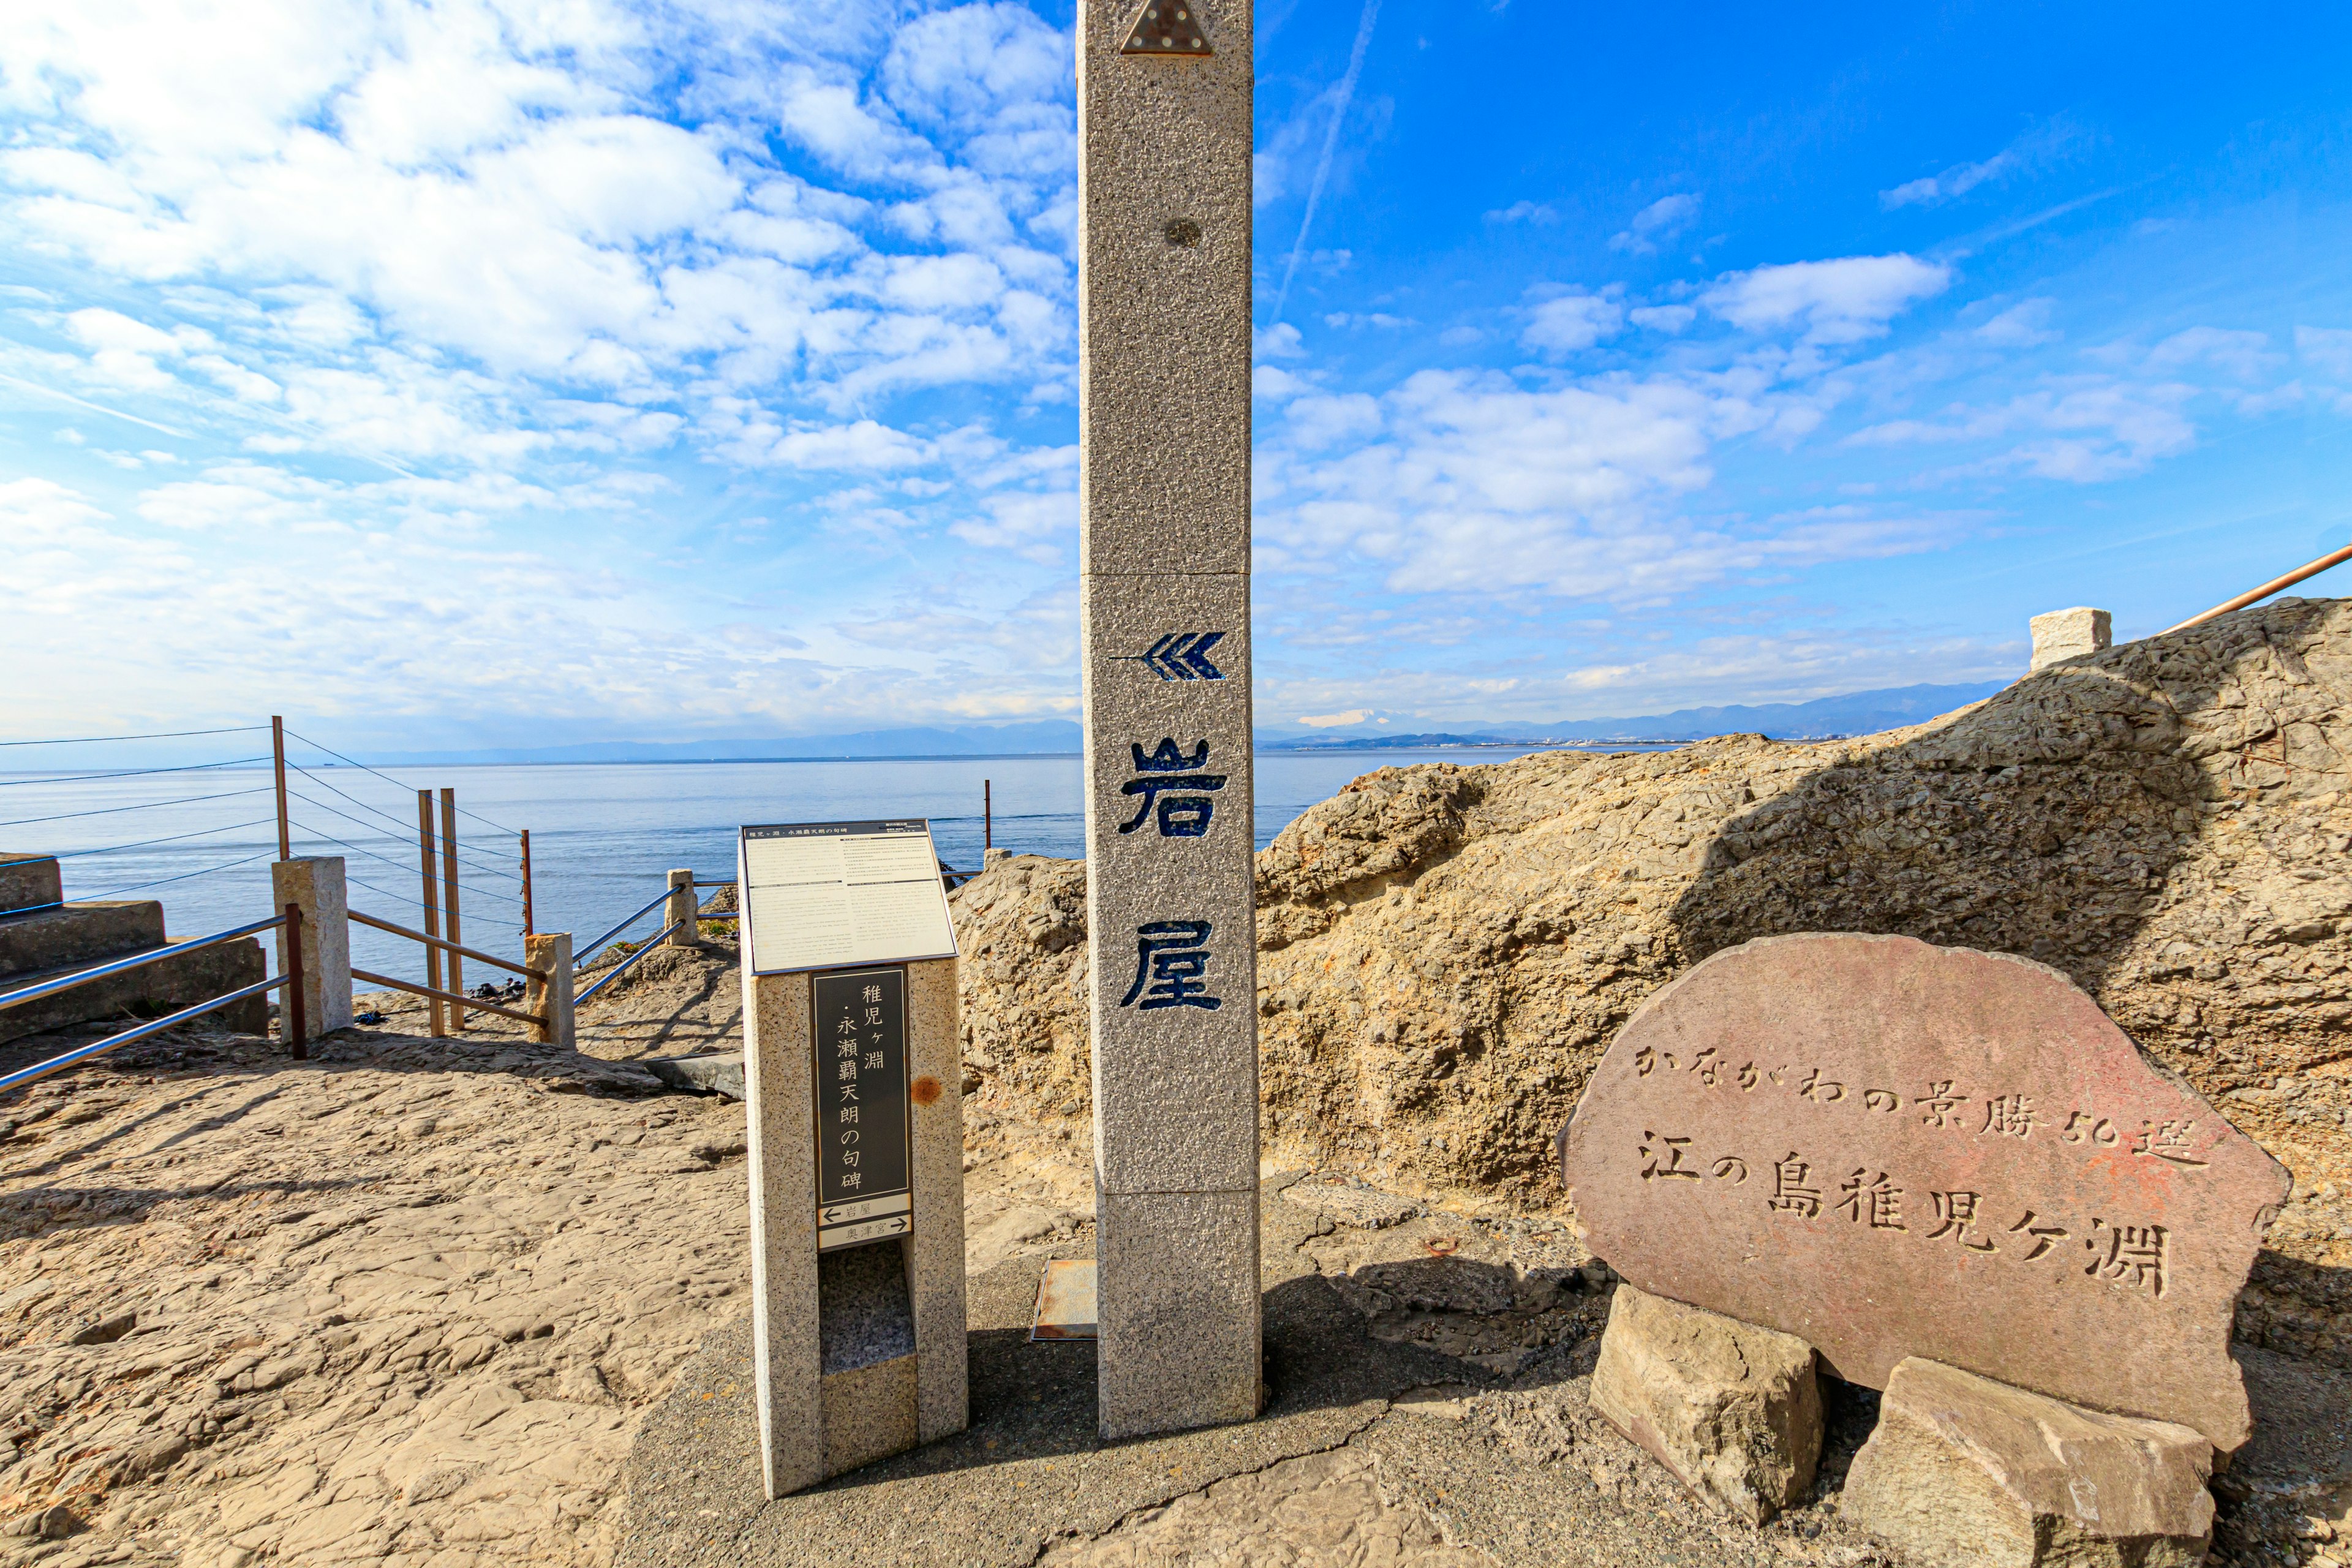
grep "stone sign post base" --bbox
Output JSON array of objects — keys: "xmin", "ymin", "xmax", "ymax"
[
  {"xmin": 1844, "ymin": 1357, "xmax": 2215, "ymax": 1568},
  {"xmin": 743, "ymin": 959, "xmax": 967, "ymax": 1497}
]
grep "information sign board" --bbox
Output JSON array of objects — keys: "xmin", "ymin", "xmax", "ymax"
[
  {"xmin": 738, "ymin": 820, "xmax": 958, "ymax": 976},
  {"xmin": 812, "ymin": 967, "xmax": 913, "ymax": 1252}
]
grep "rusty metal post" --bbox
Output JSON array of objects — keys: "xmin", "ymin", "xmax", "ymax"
[
  {"xmin": 416, "ymin": 790, "xmax": 445, "ymax": 1036},
  {"xmin": 284, "ymin": 902, "xmax": 307, "ymax": 1060},
  {"xmin": 439, "ymin": 787, "xmax": 464, "ymax": 1031},
  {"xmin": 520, "ymin": 829, "xmax": 534, "ymax": 937},
  {"xmin": 272, "ymin": 715, "xmax": 291, "ymax": 861},
  {"xmin": 985, "ymin": 778, "xmax": 992, "ymax": 850}
]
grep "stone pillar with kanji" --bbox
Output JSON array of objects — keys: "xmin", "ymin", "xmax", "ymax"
[{"xmin": 1076, "ymin": 0, "xmax": 1261, "ymax": 1439}]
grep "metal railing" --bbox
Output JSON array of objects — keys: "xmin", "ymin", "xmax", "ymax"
[
  {"xmin": 347, "ymin": 908, "xmax": 548, "ymax": 1030},
  {"xmin": 576, "ymin": 916, "xmax": 688, "ymax": 1006},
  {"xmin": 0, "ymin": 908, "xmax": 305, "ymax": 1095},
  {"xmin": 579, "ymin": 888, "xmax": 676, "ymax": 967}
]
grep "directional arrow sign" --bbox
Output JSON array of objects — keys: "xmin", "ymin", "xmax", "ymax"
[{"xmin": 1131, "ymin": 631, "xmax": 1226, "ymax": 680}]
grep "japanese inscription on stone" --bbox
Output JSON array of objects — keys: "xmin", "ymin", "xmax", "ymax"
[
  {"xmin": 1558, "ymin": 933, "xmax": 2290, "ymax": 1451},
  {"xmin": 1077, "ymin": 0, "xmax": 1260, "ymax": 1440},
  {"xmin": 812, "ymin": 967, "xmax": 912, "ymax": 1252}
]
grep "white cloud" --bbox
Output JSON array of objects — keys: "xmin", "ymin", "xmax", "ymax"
[
  {"xmin": 1608, "ymin": 192, "xmax": 1700, "ymax": 255},
  {"xmin": 1485, "ymin": 200, "xmax": 1557, "ymax": 225},
  {"xmin": 1629, "ymin": 305, "xmax": 1696, "ymax": 334},
  {"xmin": 1880, "ymin": 123, "xmax": 2079, "ymax": 209},
  {"xmin": 1522, "ymin": 291, "xmax": 1624, "ymax": 355},
  {"xmin": 1703, "ymin": 255, "xmax": 1951, "ymax": 344},
  {"xmin": 1849, "ymin": 379, "xmax": 2197, "ymax": 481},
  {"xmin": 2146, "ymin": 326, "xmax": 2276, "ymax": 381},
  {"xmin": 1974, "ymin": 298, "xmax": 2059, "ymax": 347},
  {"xmin": 2297, "ymin": 325, "xmax": 2352, "ymax": 379}
]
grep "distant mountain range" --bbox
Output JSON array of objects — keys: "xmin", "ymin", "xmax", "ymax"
[
  {"xmin": 361, "ymin": 681, "xmax": 2005, "ymax": 766},
  {"xmin": 1262, "ymin": 682, "xmax": 2006, "ymax": 750}
]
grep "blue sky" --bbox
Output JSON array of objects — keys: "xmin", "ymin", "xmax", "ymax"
[{"xmin": 4, "ymin": 0, "xmax": 2349, "ymax": 750}]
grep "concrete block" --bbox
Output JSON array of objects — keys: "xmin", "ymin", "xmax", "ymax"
[
  {"xmin": 2030, "ymin": 606, "xmax": 2112, "ymax": 671},
  {"xmin": 666, "ymin": 868, "xmax": 703, "ymax": 948},
  {"xmin": 0, "ymin": 902, "xmax": 164, "ymax": 980},
  {"xmin": 1096, "ymin": 1189, "xmax": 1261, "ymax": 1439},
  {"xmin": 644, "ymin": 1051, "xmax": 743, "ymax": 1099},
  {"xmin": 1590, "ymin": 1283, "xmax": 1822, "ymax": 1525},
  {"xmin": 0, "ymin": 938, "xmax": 265, "ymax": 1046},
  {"xmin": 271, "ymin": 857, "xmax": 352, "ymax": 1042},
  {"xmin": 1842, "ymin": 1356, "xmax": 2214, "ymax": 1568},
  {"xmin": 0, "ymin": 855, "xmax": 61, "ymax": 916},
  {"xmin": 524, "ymin": 933, "xmax": 575, "ymax": 1050}
]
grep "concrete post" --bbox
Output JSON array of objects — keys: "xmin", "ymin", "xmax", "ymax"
[
  {"xmin": 524, "ymin": 932, "xmax": 575, "ymax": 1050},
  {"xmin": 1077, "ymin": 0, "xmax": 1261, "ymax": 1440},
  {"xmin": 270, "ymin": 856, "xmax": 351, "ymax": 1043},
  {"xmin": 666, "ymin": 868, "xmax": 703, "ymax": 948},
  {"xmin": 2030, "ymin": 607, "xmax": 2112, "ymax": 671}
]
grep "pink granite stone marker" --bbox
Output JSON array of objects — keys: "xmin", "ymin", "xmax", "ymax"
[{"xmin": 1558, "ymin": 933, "xmax": 2290, "ymax": 1452}]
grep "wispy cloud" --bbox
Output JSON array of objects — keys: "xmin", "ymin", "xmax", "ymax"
[
  {"xmin": 1608, "ymin": 192, "xmax": 1700, "ymax": 254},
  {"xmin": 1272, "ymin": 0, "xmax": 1382, "ymax": 323}
]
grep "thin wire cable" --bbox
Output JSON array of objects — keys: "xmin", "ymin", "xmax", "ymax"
[
  {"xmin": 0, "ymin": 755, "xmax": 271, "ymax": 788},
  {"xmin": 0, "ymin": 725, "xmax": 269, "ymax": 747},
  {"xmin": 54, "ymin": 816, "xmax": 279, "ymax": 860},
  {"xmin": 285, "ymin": 780, "xmax": 521, "ymax": 883},
  {"xmin": 284, "ymin": 730, "xmax": 521, "ymax": 834},
  {"xmin": 285, "ymin": 816, "xmax": 526, "ymax": 908},
  {"xmin": 342, "ymin": 870, "xmax": 422, "ymax": 912},
  {"xmin": 0, "ymin": 786, "xmax": 274, "ymax": 831},
  {"xmin": 81, "ymin": 848, "xmax": 276, "ymax": 900},
  {"xmin": 285, "ymin": 766, "xmax": 521, "ymax": 883}
]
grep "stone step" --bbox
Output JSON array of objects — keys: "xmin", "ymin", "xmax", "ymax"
[
  {"xmin": 0, "ymin": 854, "xmax": 62, "ymax": 917},
  {"xmin": 0, "ymin": 937, "xmax": 269, "ymax": 1046},
  {"xmin": 0, "ymin": 901, "xmax": 168, "ymax": 982}
]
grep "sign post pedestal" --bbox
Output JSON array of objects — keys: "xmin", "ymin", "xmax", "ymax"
[
  {"xmin": 737, "ymin": 820, "xmax": 967, "ymax": 1497},
  {"xmin": 1078, "ymin": 0, "xmax": 1261, "ymax": 1440}
]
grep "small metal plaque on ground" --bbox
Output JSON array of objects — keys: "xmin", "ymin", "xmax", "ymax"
[
  {"xmin": 1031, "ymin": 1259, "xmax": 1098, "ymax": 1341},
  {"xmin": 812, "ymin": 967, "xmax": 912, "ymax": 1253}
]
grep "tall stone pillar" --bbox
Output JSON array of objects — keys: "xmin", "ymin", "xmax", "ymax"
[
  {"xmin": 271, "ymin": 856, "xmax": 352, "ymax": 1043},
  {"xmin": 1077, "ymin": 0, "xmax": 1261, "ymax": 1440}
]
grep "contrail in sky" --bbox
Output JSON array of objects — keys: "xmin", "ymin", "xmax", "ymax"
[{"xmin": 1272, "ymin": 0, "xmax": 1382, "ymax": 324}]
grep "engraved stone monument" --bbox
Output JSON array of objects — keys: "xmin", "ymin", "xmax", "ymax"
[
  {"xmin": 737, "ymin": 820, "xmax": 968, "ymax": 1496},
  {"xmin": 1559, "ymin": 933, "xmax": 2290, "ymax": 1451},
  {"xmin": 1077, "ymin": 0, "xmax": 1262, "ymax": 1439}
]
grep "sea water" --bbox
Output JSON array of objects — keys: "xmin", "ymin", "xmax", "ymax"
[{"xmin": 1, "ymin": 750, "xmax": 1560, "ymax": 986}]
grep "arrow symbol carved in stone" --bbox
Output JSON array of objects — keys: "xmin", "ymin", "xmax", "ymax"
[{"xmin": 1130, "ymin": 631, "xmax": 1226, "ymax": 680}]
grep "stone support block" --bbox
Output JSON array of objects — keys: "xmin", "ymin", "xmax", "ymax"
[
  {"xmin": 271, "ymin": 857, "xmax": 352, "ymax": 1042},
  {"xmin": 1096, "ymin": 1189, "xmax": 1261, "ymax": 1439},
  {"xmin": 523, "ymin": 933, "xmax": 574, "ymax": 1050},
  {"xmin": 0, "ymin": 854, "xmax": 61, "ymax": 916},
  {"xmin": 1589, "ymin": 1283, "xmax": 1822, "ymax": 1525},
  {"xmin": 742, "ymin": 954, "xmax": 967, "ymax": 1497},
  {"xmin": 2030, "ymin": 606, "xmax": 2113, "ymax": 670},
  {"xmin": 665, "ymin": 868, "xmax": 702, "ymax": 948},
  {"xmin": 1842, "ymin": 1357, "xmax": 2214, "ymax": 1568}
]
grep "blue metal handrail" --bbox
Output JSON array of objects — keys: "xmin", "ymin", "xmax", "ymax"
[
  {"xmin": 0, "ymin": 974, "xmax": 288, "ymax": 1096},
  {"xmin": 576, "ymin": 916, "xmax": 688, "ymax": 1006},
  {"xmin": 0, "ymin": 914, "xmax": 284, "ymax": 1014},
  {"xmin": 577, "ymin": 889, "xmax": 674, "ymax": 968}
]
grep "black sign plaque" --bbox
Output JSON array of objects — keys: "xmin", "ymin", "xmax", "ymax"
[{"xmin": 812, "ymin": 967, "xmax": 913, "ymax": 1251}]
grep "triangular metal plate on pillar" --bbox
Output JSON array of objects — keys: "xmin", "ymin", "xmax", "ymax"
[{"xmin": 1120, "ymin": 0, "xmax": 1212, "ymax": 56}]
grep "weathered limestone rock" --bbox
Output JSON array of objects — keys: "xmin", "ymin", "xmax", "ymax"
[
  {"xmin": 1559, "ymin": 932, "xmax": 2289, "ymax": 1452},
  {"xmin": 950, "ymin": 598, "xmax": 2352, "ymax": 1363},
  {"xmin": 1588, "ymin": 1283, "xmax": 1822, "ymax": 1525},
  {"xmin": 2030, "ymin": 606, "xmax": 2113, "ymax": 669},
  {"xmin": 1842, "ymin": 1357, "xmax": 2215, "ymax": 1568}
]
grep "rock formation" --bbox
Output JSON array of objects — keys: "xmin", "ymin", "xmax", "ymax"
[{"xmin": 950, "ymin": 597, "xmax": 2352, "ymax": 1362}]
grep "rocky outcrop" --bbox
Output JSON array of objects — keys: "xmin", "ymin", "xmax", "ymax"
[{"xmin": 949, "ymin": 598, "xmax": 2352, "ymax": 1356}]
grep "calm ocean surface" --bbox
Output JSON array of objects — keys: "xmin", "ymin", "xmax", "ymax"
[{"xmin": 2, "ymin": 749, "xmax": 1561, "ymax": 986}]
